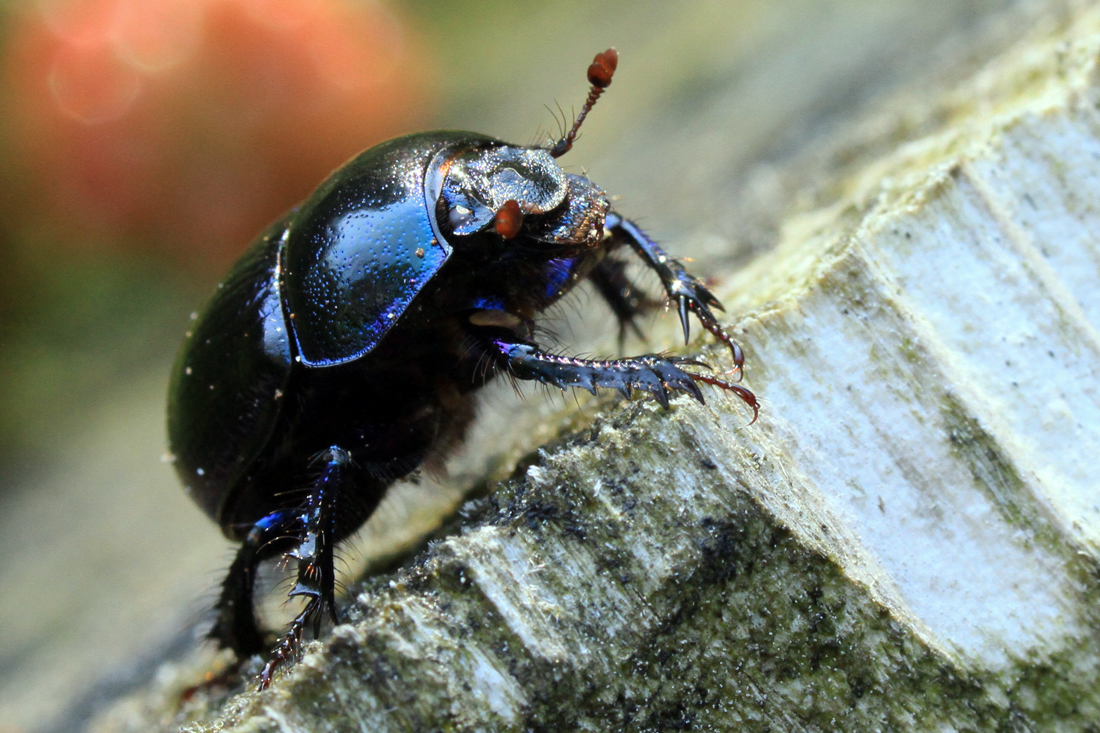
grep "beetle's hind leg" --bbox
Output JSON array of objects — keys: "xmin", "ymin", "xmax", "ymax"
[
  {"xmin": 211, "ymin": 509, "xmax": 298, "ymax": 658},
  {"xmin": 604, "ymin": 212, "xmax": 744, "ymax": 374},
  {"xmin": 257, "ymin": 447, "xmax": 349, "ymax": 690}
]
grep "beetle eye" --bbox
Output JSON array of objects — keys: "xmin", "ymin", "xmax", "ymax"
[{"xmin": 449, "ymin": 204, "xmax": 475, "ymax": 230}]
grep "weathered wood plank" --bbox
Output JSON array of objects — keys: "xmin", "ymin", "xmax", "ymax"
[{"xmin": 89, "ymin": 2, "xmax": 1100, "ymax": 731}]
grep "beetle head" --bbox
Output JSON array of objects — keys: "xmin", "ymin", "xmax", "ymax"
[
  {"xmin": 426, "ymin": 48, "xmax": 619, "ymax": 256},
  {"xmin": 431, "ymin": 143, "xmax": 607, "ymax": 255}
]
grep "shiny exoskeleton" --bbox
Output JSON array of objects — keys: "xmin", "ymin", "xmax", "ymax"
[{"xmin": 167, "ymin": 49, "xmax": 757, "ymax": 689}]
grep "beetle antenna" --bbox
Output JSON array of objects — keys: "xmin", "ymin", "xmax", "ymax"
[{"xmin": 550, "ymin": 47, "xmax": 618, "ymax": 158}]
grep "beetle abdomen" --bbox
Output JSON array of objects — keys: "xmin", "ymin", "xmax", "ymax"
[{"xmin": 167, "ymin": 217, "xmax": 293, "ymax": 525}]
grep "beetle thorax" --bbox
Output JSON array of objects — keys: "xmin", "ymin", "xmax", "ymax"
[{"xmin": 438, "ymin": 146, "xmax": 567, "ymax": 234}]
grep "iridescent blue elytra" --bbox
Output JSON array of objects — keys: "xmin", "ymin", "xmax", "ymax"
[{"xmin": 167, "ymin": 48, "xmax": 756, "ymax": 690}]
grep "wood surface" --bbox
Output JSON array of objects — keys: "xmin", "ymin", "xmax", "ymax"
[{"xmin": 4, "ymin": 1, "xmax": 1096, "ymax": 731}]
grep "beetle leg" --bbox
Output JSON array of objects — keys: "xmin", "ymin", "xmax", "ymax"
[
  {"xmin": 687, "ymin": 370, "xmax": 760, "ymax": 424},
  {"xmin": 490, "ymin": 339, "xmax": 757, "ymax": 419},
  {"xmin": 605, "ymin": 212, "xmax": 744, "ymax": 374},
  {"xmin": 588, "ymin": 258, "xmax": 662, "ymax": 346},
  {"xmin": 258, "ymin": 447, "xmax": 349, "ymax": 690},
  {"xmin": 210, "ymin": 509, "xmax": 298, "ymax": 657},
  {"xmin": 488, "ymin": 338, "xmax": 705, "ymax": 408}
]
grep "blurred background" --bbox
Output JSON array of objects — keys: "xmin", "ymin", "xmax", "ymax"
[{"xmin": 0, "ymin": 0, "xmax": 1048, "ymax": 730}]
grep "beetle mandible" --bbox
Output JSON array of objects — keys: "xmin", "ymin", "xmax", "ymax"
[{"xmin": 167, "ymin": 48, "xmax": 758, "ymax": 689}]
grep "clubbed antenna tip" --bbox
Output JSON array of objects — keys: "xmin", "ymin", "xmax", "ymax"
[{"xmin": 550, "ymin": 48, "xmax": 618, "ymax": 159}]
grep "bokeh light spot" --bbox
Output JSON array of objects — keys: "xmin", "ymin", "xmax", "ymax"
[{"xmin": 48, "ymin": 42, "xmax": 142, "ymax": 123}]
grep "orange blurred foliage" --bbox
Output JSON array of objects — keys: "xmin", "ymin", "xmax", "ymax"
[{"xmin": 0, "ymin": 0, "xmax": 433, "ymax": 268}]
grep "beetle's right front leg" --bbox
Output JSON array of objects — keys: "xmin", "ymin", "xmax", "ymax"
[{"xmin": 604, "ymin": 212, "xmax": 744, "ymax": 372}]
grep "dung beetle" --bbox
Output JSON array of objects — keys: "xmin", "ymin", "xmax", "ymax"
[{"xmin": 167, "ymin": 48, "xmax": 757, "ymax": 688}]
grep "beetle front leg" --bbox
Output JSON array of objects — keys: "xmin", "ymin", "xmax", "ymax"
[
  {"xmin": 257, "ymin": 447, "xmax": 348, "ymax": 690},
  {"xmin": 488, "ymin": 337, "xmax": 704, "ymax": 408},
  {"xmin": 605, "ymin": 211, "xmax": 744, "ymax": 372}
]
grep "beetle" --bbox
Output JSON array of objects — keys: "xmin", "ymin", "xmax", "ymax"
[{"xmin": 167, "ymin": 48, "xmax": 757, "ymax": 688}]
